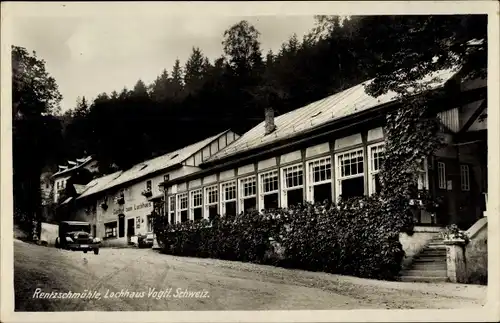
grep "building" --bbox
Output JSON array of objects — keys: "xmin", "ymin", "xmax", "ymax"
[
  {"xmin": 49, "ymin": 156, "xmax": 98, "ymax": 204},
  {"xmin": 62, "ymin": 130, "xmax": 239, "ymax": 245},
  {"xmin": 159, "ymin": 67, "xmax": 488, "ymax": 231}
]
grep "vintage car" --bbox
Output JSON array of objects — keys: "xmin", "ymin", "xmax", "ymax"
[
  {"xmin": 55, "ymin": 221, "xmax": 101, "ymax": 254},
  {"xmin": 137, "ymin": 232, "xmax": 155, "ymax": 248}
]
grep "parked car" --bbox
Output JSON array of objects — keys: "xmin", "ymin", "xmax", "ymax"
[
  {"xmin": 137, "ymin": 232, "xmax": 154, "ymax": 248},
  {"xmin": 55, "ymin": 221, "xmax": 101, "ymax": 254}
]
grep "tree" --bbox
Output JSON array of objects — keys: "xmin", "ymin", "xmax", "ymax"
[
  {"xmin": 184, "ymin": 47, "xmax": 207, "ymax": 95},
  {"xmin": 132, "ymin": 79, "xmax": 149, "ymax": 99},
  {"xmin": 222, "ymin": 20, "xmax": 263, "ymax": 75},
  {"xmin": 170, "ymin": 59, "xmax": 185, "ymax": 101},
  {"xmin": 12, "ymin": 46, "xmax": 63, "ymax": 238}
]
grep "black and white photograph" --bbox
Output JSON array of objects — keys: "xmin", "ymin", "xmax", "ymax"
[{"xmin": 1, "ymin": 1, "xmax": 499, "ymax": 322}]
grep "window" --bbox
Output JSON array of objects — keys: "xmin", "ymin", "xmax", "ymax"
[
  {"xmin": 307, "ymin": 157, "xmax": 332, "ymax": 204},
  {"xmin": 146, "ymin": 180, "xmax": 152, "ymax": 192},
  {"xmin": 281, "ymin": 164, "xmax": 304, "ymax": 207},
  {"xmin": 147, "ymin": 215, "xmax": 154, "ymax": 232},
  {"xmin": 368, "ymin": 144, "xmax": 385, "ymax": 195},
  {"xmin": 190, "ymin": 189, "xmax": 203, "ymax": 221},
  {"xmin": 417, "ymin": 158, "xmax": 429, "ymax": 190},
  {"xmin": 168, "ymin": 196, "xmax": 176, "ymax": 224},
  {"xmin": 259, "ymin": 170, "xmax": 279, "ymax": 210},
  {"xmin": 336, "ymin": 149, "xmax": 365, "ymax": 200},
  {"xmin": 105, "ymin": 222, "xmax": 117, "ymax": 238},
  {"xmin": 164, "ymin": 174, "xmax": 170, "ymax": 182},
  {"xmin": 461, "ymin": 164, "xmax": 470, "ymax": 191},
  {"xmin": 438, "ymin": 162, "xmax": 446, "ymax": 189},
  {"xmin": 136, "ymin": 216, "xmax": 141, "ymax": 229},
  {"xmin": 177, "ymin": 193, "xmax": 188, "ymax": 222},
  {"xmin": 239, "ymin": 176, "xmax": 257, "ymax": 213},
  {"xmin": 221, "ymin": 181, "xmax": 237, "ymax": 217},
  {"xmin": 204, "ymin": 185, "xmax": 218, "ymax": 220}
]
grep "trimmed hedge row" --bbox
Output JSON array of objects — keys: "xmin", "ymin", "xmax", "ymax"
[{"xmin": 154, "ymin": 196, "xmax": 406, "ymax": 280}]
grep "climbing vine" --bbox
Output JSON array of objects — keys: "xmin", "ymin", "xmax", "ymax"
[{"xmin": 379, "ymin": 94, "xmax": 446, "ymax": 233}]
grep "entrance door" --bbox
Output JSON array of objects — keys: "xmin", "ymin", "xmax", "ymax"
[
  {"xmin": 127, "ymin": 218, "xmax": 135, "ymax": 237},
  {"xmin": 118, "ymin": 215, "xmax": 125, "ymax": 237}
]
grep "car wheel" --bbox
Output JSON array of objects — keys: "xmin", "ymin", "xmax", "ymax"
[
  {"xmin": 83, "ymin": 250, "xmax": 87, "ymax": 253},
  {"xmin": 94, "ymin": 249, "xmax": 99, "ymax": 255}
]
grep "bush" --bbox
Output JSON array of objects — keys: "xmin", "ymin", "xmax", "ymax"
[{"xmin": 154, "ymin": 196, "xmax": 405, "ymax": 280}]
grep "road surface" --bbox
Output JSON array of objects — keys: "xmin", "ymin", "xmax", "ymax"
[{"xmin": 14, "ymin": 239, "xmax": 487, "ymax": 311}]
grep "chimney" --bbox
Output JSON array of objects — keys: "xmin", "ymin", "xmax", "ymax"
[{"xmin": 264, "ymin": 107, "xmax": 276, "ymax": 135}]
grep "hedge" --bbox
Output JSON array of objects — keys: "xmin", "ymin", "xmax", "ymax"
[{"xmin": 154, "ymin": 196, "xmax": 406, "ymax": 280}]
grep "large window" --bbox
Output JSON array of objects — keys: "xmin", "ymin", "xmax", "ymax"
[
  {"xmin": 307, "ymin": 157, "xmax": 332, "ymax": 204},
  {"xmin": 204, "ymin": 185, "xmax": 218, "ymax": 219},
  {"xmin": 461, "ymin": 164, "xmax": 470, "ymax": 191},
  {"xmin": 104, "ymin": 221, "xmax": 117, "ymax": 238},
  {"xmin": 281, "ymin": 164, "xmax": 304, "ymax": 207},
  {"xmin": 168, "ymin": 195, "xmax": 175, "ymax": 224},
  {"xmin": 221, "ymin": 181, "xmax": 237, "ymax": 217},
  {"xmin": 177, "ymin": 193, "xmax": 188, "ymax": 222},
  {"xmin": 190, "ymin": 189, "xmax": 203, "ymax": 221},
  {"xmin": 336, "ymin": 149, "xmax": 365, "ymax": 200},
  {"xmin": 368, "ymin": 143, "xmax": 385, "ymax": 195},
  {"xmin": 259, "ymin": 170, "xmax": 279, "ymax": 210},
  {"xmin": 438, "ymin": 162, "xmax": 446, "ymax": 189},
  {"xmin": 417, "ymin": 158, "xmax": 429, "ymax": 190},
  {"xmin": 239, "ymin": 175, "xmax": 257, "ymax": 213}
]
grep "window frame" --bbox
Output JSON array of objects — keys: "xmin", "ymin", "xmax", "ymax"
[
  {"xmin": 460, "ymin": 164, "xmax": 470, "ymax": 191},
  {"xmin": 189, "ymin": 189, "xmax": 203, "ymax": 220},
  {"xmin": 238, "ymin": 175, "xmax": 257, "ymax": 214},
  {"xmin": 335, "ymin": 147, "xmax": 366, "ymax": 201},
  {"xmin": 204, "ymin": 184, "xmax": 219, "ymax": 217},
  {"xmin": 104, "ymin": 221, "xmax": 118, "ymax": 238},
  {"xmin": 168, "ymin": 195, "xmax": 176, "ymax": 224},
  {"xmin": 258, "ymin": 169, "xmax": 279, "ymax": 210},
  {"xmin": 306, "ymin": 156, "xmax": 333, "ymax": 203},
  {"xmin": 281, "ymin": 163, "xmax": 304, "ymax": 208},
  {"xmin": 176, "ymin": 192, "xmax": 188, "ymax": 222},
  {"xmin": 220, "ymin": 180, "xmax": 237, "ymax": 216},
  {"xmin": 438, "ymin": 162, "xmax": 446, "ymax": 189},
  {"xmin": 367, "ymin": 143, "xmax": 385, "ymax": 195},
  {"xmin": 146, "ymin": 180, "xmax": 152, "ymax": 192}
]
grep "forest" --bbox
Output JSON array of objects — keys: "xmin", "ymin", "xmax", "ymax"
[{"xmin": 12, "ymin": 15, "xmax": 486, "ymax": 233}]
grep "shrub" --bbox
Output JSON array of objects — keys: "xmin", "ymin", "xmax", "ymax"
[{"xmin": 154, "ymin": 196, "xmax": 405, "ymax": 280}]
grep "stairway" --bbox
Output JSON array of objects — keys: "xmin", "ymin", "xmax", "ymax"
[{"xmin": 400, "ymin": 236, "xmax": 448, "ymax": 283}]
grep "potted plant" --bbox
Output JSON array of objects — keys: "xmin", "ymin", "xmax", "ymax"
[
  {"xmin": 100, "ymin": 203, "xmax": 108, "ymax": 210},
  {"xmin": 141, "ymin": 189, "xmax": 152, "ymax": 198},
  {"xmin": 442, "ymin": 224, "xmax": 469, "ymax": 244}
]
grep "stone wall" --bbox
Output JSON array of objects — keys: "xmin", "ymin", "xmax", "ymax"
[{"xmin": 465, "ymin": 217, "xmax": 488, "ymax": 284}]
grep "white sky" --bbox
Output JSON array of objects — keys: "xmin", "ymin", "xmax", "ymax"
[{"xmin": 10, "ymin": 6, "xmax": 316, "ymax": 112}]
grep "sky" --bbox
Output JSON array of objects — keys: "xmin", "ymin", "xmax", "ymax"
[{"xmin": 11, "ymin": 10, "xmax": 317, "ymax": 113}]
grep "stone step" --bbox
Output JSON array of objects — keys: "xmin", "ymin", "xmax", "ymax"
[
  {"xmin": 399, "ymin": 276, "xmax": 448, "ymax": 283},
  {"xmin": 424, "ymin": 244, "xmax": 446, "ymax": 250},
  {"xmin": 414, "ymin": 253, "xmax": 446, "ymax": 259},
  {"xmin": 419, "ymin": 250, "xmax": 446, "ymax": 256},
  {"xmin": 403, "ymin": 269, "xmax": 447, "ymax": 277},
  {"xmin": 411, "ymin": 263, "xmax": 447, "ymax": 270},
  {"xmin": 428, "ymin": 241, "xmax": 445, "ymax": 245},
  {"xmin": 413, "ymin": 256, "xmax": 446, "ymax": 263}
]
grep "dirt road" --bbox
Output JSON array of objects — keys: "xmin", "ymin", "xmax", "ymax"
[{"xmin": 13, "ymin": 240, "xmax": 487, "ymax": 311}]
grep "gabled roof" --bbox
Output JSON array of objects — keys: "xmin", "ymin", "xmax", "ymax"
[
  {"xmin": 76, "ymin": 130, "xmax": 229, "ymax": 199},
  {"xmin": 52, "ymin": 156, "xmax": 93, "ymax": 178},
  {"xmin": 73, "ymin": 184, "xmax": 87, "ymax": 195},
  {"xmin": 204, "ymin": 67, "xmax": 459, "ymax": 164},
  {"xmin": 77, "ymin": 171, "xmax": 123, "ymax": 200}
]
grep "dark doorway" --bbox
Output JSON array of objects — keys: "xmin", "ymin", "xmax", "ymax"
[
  {"xmin": 127, "ymin": 218, "xmax": 135, "ymax": 237},
  {"xmin": 118, "ymin": 215, "xmax": 125, "ymax": 238}
]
